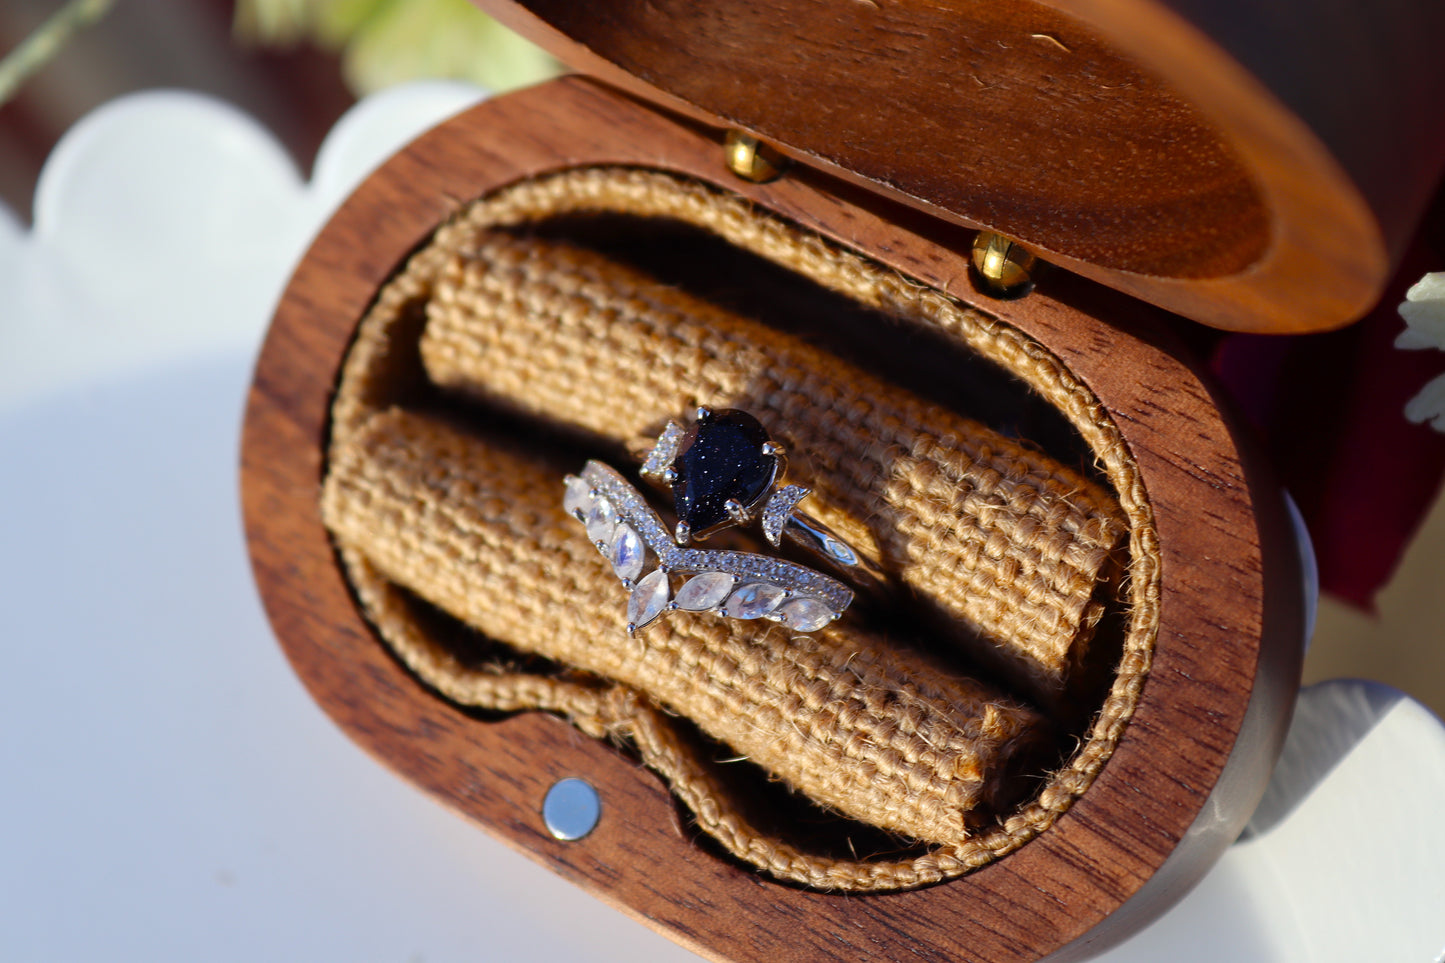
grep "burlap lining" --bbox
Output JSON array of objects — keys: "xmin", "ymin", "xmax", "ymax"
[
  {"xmin": 418, "ymin": 230, "xmax": 1127, "ymax": 700},
  {"xmin": 326, "ymin": 409, "xmax": 1046, "ymax": 848},
  {"xmin": 323, "ymin": 167, "xmax": 1161, "ymax": 892}
]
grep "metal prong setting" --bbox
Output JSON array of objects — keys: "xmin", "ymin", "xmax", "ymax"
[
  {"xmin": 661, "ymin": 467, "xmax": 678, "ymax": 484},
  {"xmin": 695, "ymin": 406, "xmax": 713, "ymax": 422},
  {"xmin": 761, "ymin": 441, "xmax": 785, "ymax": 457},
  {"xmin": 674, "ymin": 520, "xmax": 692, "ymax": 545}
]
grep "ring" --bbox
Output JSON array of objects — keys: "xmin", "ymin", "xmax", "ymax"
[
  {"xmin": 637, "ymin": 408, "xmax": 887, "ymax": 590},
  {"xmin": 563, "ymin": 461, "xmax": 854, "ymax": 635}
]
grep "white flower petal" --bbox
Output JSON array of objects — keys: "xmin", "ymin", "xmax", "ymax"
[
  {"xmin": 1396, "ymin": 272, "xmax": 1445, "ymax": 351},
  {"xmin": 1397, "ymin": 300, "xmax": 1445, "ymax": 350},
  {"xmin": 1395, "ymin": 326, "xmax": 1439, "ymax": 350},
  {"xmin": 1404, "ymin": 271, "xmax": 1445, "ymax": 303},
  {"xmin": 1404, "ymin": 372, "xmax": 1445, "ymax": 431},
  {"xmin": 0, "ymin": 84, "xmax": 484, "ymax": 416}
]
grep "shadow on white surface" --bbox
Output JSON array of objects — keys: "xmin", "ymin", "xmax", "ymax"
[
  {"xmin": 0, "ymin": 81, "xmax": 698, "ymax": 963},
  {"xmin": 0, "ymin": 81, "xmax": 486, "ymax": 416},
  {"xmin": 0, "ymin": 354, "xmax": 699, "ymax": 962},
  {"xmin": 1241, "ymin": 680, "xmax": 1405, "ymax": 839}
]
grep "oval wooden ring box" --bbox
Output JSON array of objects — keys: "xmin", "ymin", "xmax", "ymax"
[
  {"xmin": 243, "ymin": 80, "xmax": 1300, "ymax": 960},
  {"xmin": 243, "ymin": 3, "xmax": 1443, "ymax": 959}
]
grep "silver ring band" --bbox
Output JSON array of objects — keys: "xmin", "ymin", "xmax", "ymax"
[{"xmin": 564, "ymin": 461, "xmax": 854, "ymax": 635}]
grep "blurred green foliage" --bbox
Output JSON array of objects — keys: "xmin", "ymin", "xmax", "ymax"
[
  {"xmin": 0, "ymin": 0, "xmax": 114, "ymax": 106},
  {"xmin": 234, "ymin": 0, "xmax": 560, "ymax": 95}
]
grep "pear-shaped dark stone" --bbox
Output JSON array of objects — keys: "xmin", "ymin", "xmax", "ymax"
[{"xmin": 671, "ymin": 409, "xmax": 776, "ymax": 534}]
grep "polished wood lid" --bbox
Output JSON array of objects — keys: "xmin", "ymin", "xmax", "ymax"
[{"xmin": 476, "ymin": 0, "xmax": 1445, "ymax": 333}]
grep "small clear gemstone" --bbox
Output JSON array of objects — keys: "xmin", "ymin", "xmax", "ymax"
[
  {"xmin": 628, "ymin": 569, "xmax": 671, "ymax": 630},
  {"xmin": 641, "ymin": 422, "xmax": 686, "ymax": 477},
  {"xmin": 563, "ymin": 475, "xmax": 593, "ymax": 519},
  {"xmin": 585, "ymin": 498, "xmax": 617, "ymax": 545},
  {"xmin": 609, "ymin": 523, "xmax": 645, "ymax": 581},
  {"xmin": 675, "ymin": 572, "xmax": 734, "ymax": 611},
  {"xmin": 776, "ymin": 597, "xmax": 835, "ymax": 632},
  {"xmin": 725, "ymin": 582, "xmax": 786, "ymax": 620},
  {"xmin": 761, "ymin": 485, "xmax": 810, "ymax": 546}
]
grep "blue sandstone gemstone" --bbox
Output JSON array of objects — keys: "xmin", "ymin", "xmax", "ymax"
[{"xmin": 670, "ymin": 409, "xmax": 776, "ymax": 534}]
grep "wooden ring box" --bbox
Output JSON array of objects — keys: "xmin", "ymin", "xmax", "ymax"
[{"xmin": 241, "ymin": 3, "xmax": 1445, "ymax": 960}]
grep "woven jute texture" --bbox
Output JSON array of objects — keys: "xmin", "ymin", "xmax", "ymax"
[
  {"xmin": 324, "ymin": 166, "xmax": 1162, "ymax": 891},
  {"xmin": 420, "ymin": 231, "xmax": 1126, "ymax": 698},
  {"xmin": 325, "ymin": 407, "xmax": 1045, "ymax": 848}
]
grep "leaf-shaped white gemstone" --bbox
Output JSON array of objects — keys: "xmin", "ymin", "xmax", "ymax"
[
  {"xmin": 627, "ymin": 569, "xmax": 670, "ymax": 631},
  {"xmin": 675, "ymin": 572, "xmax": 734, "ymax": 611},
  {"xmin": 563, "ymin": 475, "xmax": 593, "ymax": 520},
  {"xmin": 609, "ymin": 522, "xmax": 645, "ymax": 582},
  {"xmin": 585, "ymin": 497, "xmax": 617, "ymax": 545},
  {"xmin": 725, "ymin": 583, "xmax": 785, "ymax": 620},
  {"xmin": 776, "ymin": 597, "xmax": 835, "ymax": 632}
]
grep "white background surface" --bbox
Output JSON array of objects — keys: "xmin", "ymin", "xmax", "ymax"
[{"xmin": 1, "ymin": 84, "xmax": 1442, "ymax": 962}]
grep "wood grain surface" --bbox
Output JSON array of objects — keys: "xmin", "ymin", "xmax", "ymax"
[
  {"xmin": 476, "ymin": 0, "xmax": 1445, "ymax": 334},
  {"xmin": 241, "ymin": 79, "xmax": 1305, "ymax": 962}
]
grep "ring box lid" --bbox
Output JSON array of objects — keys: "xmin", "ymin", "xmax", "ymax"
[{"xmin": 474, "ymin": 0, "xmax": 1445, "ymax": 334}]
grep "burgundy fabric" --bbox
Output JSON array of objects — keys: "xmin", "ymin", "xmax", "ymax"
[{"xmin": 1211, "ymin": 207, "xmax": 1445, "ymax": 610}]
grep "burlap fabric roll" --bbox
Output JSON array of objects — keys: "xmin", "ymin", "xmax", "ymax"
[
  {"xmin": 324, "ymin": 408, "xmax": 1045, "ymax": 852},
  {"xmin": 420, "ymin": 230, "xmax": 1126, "ymax": 698},
  {"xmin": 319, "ymin": 167, "xmax": 1157, "ymax": 891}
]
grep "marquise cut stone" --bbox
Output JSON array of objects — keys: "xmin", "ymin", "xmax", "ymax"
[
  {"xmin": 725, "ymin": 582, "xmax": 786, "ymax": 620},
  {"xmin": 675, "ymin": 572, "xmax": 734, "ymax": 611},
  {"xmin": 671, "ymin": 409, "xmax": 776, "ymax": 533},
  {"xmin": 776, "ymin": 596, "xmax": 835, "ymax": 632},
  {"xmin": 563, "ymin": 475, "xmax": 593, "ymax": 520},
  {"xmin": 609, "ymin": 523, "xmax": 645, "ymax": 581},
  {"xmin": 627, "ymin": 569, "xmax": 671, "ymax": 631},
  {"xmin": 585, "ymin": 498, "xmax": 617, "ymax": 545}
]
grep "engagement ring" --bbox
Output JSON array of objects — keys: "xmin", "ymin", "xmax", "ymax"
[
  {"xmin": 639, "ymin": 408, "xmax": 886, "ymax": 589},
  {"xmin": 563, "ymin": 460, "xmax": 854, "ymax": 635}
]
